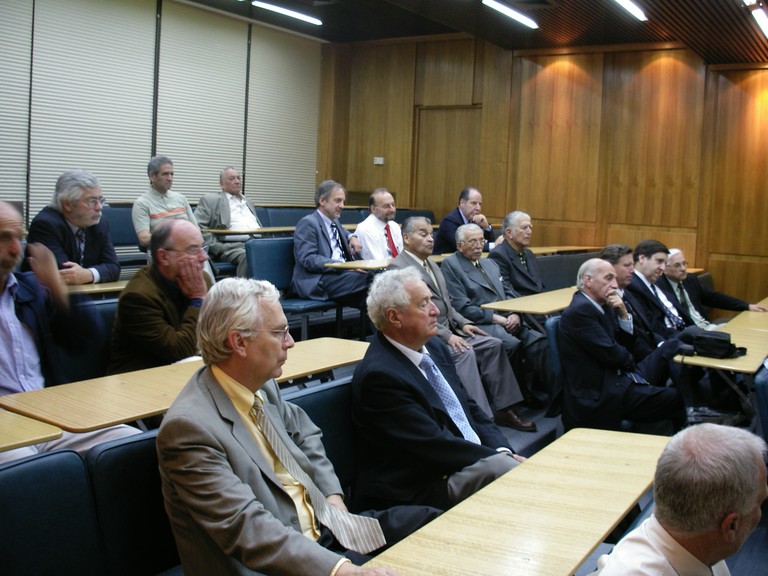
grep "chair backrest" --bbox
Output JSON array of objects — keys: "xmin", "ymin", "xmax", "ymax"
[
  {"xmin": 560, "ymin": 251, "xmax": 600, "ymax": 289},
  {"xmin": 265, "ymin": 206, "xmax": 315, "ymax": 227},
  {"xmin": 544, "ymin": 315, "xmax": 562, "ymax": 378},
  {"xmin": 339, "ymin": 208, "xmax": 367, "ymax": 225},
  {"xmin": 245, "ymin": 237, "xmax": 294, "ymax": 290},
  {"xmin": 0, "ymin": 450, "xmax": 105, "ymax": 576},
  {"xmin": 102, "ymin": 204, "xmax": 148, "ymax": 268},
  {"xmin": 254, "ymin": 206, "xmax": 270, "ymax": 226},
  {"xmin": 85, "ymin": 430, "xmax": 181, "ymax": 576},
  {"xmin": 536, "ymin": 254, "xmax": 566, "ymax": 290}
]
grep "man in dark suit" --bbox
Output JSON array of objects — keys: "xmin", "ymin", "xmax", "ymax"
[
  {"xmin": 291, "ymin": 180, "xmax": 368, "ymax": 307},
  {"xmin": 488, "ymin": 210, "xmax": 543, "ymax": 295},
  {"xmin": 558, "ymin": 258, "xmax": 686, "ymax": 432},
  {"xmin": 194, "ymin": 166, "xmax": 261, "ymax": 277},
  {"xmin": 158, "ymin": 277, "xmax": 437, "ymax": 576},
  {"xmin": 441, "ymin": 224, "xmax": 555, "ymax": 403},
  {"xmin": 25, "ymin": 170, "xmax": 119, "ymax": 284},
  {"xmin": 432, "ymin": 187, "xmax": 499, "ymax": 255},
  {"xmin": 388, "ymin": 216, "xmax": 535, "ymax": 432},
  {"xmin": 351, "ymin": 268, "xmax": 522, "ymax": 512},
  {"xmin": 658, "ymin": 248, "xmax": 766, "ymax": 329}
]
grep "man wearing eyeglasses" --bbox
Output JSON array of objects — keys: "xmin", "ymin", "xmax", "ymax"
[
  {"xmin": 108, "ymin": 219, "xmax": 211, "ymax": 375},
  {"xmin": 25, "ymin": 170, "xmax": 120, "ymax": 284}
]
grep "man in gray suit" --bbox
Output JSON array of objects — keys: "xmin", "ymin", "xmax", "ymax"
[
  {"xmin": 442, "ymin": 224, "xmax": 555, "ymax": 404},
  {"xmin": 194, "ymin": 167, "xmax": 260, "ymax": 277},
  {"xmin": 388, "ymin": 217, "xmax": 535, "ymax": 431},
  {"xmin": 157, "ymin": 278, "xmax": 436, "ymax": 576}
]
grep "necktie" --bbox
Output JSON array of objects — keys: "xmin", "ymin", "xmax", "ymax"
[
  {"xmin": 677, "ymin": 284, "xmax": 689, "ymax": 309},
  {"xmin": 651, "ymin": 284, "xmax": 685, "ymax": 330},
  {"xmin": 518, "ymin": 252, "xmax": 527, "ymax": 266},
  {"xmin": 475, "ymin": 261, "xmax": 503, "ymax": 299},
  {"xmin": 251, "ymin": 399, "xmax": 385, "ymax": 554},
  {"xmin": 418, "ymin": 354, "xmax": 481, "ymax": 444},
  {"xmin": 331, "ymin": 222, "xmax": 351, "ymax": 262},
  {"xmin": 423, "ymin": 260, "xmax": 436, "ymax": 284},
  {"xmin": 76, "ymin": 228, "xmax": 86, "ymax": 265},
  {"xmin": 384, "ymin": 223, "xmax": 398, "ymax": 257}
]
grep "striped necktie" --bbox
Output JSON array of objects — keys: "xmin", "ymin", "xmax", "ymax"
[
  {"xmin": 251, "ymin": 399, "xmax": 385, "ymax": 554},
  {"xmin": 76, "ymin": 228, "xmax": 86, "ymax": 265},
  {"xmin": 651, "ymin": 284, "xmax": 685, "ymax": 330}
]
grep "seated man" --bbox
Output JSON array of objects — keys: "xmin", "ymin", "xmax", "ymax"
[
  {"xmin": 488, "ymin": 211, "xmax": 543, "ymax": 296},
  {"xmin": 354, "ymin": 188, "xmax": 403, "ymax": 260},
  {"xmin": 291, "ymin": 180, "xmax": 368, "ymax": 308},
  {"xmin": 442, "ymin": 224, "xmax": 555, "ymax": 403},
  {"xmin": 558, "ymin": 258, "xmax": 686, "ymax": 432},
  {"xmin": 132, "ymin": 155, "xmax": 197, "ymax": 249},
  {"xmin": 389, "ymin": 216, "xmax": 535, "ymax": 431},
  {"xmin": 108, "ymin": 219, "xmax": 211, "ymax": 374},
  {"xmin": 658, "ymin": 248, "xmax": 767, "ymax": 330},
  {"xmin": 25, "ymin": 170, "xmax": 119, "ymax": 284},
  {"xmin": 194, "ymin": 166, "xmax": 261, "ymax": 277},
  {"xmin": 596, "ymin": 423, "xmax": 767, "ymax": 575},
  {"xmin": 433, "ymin": 187, "xmax": 498, "ymax": 255},
  {"xmin": 157, "ymin": 277, "xmax": 438, "ymax": 576},
  {"xmin": 0, "ymin": 201, "xmax": 139, "ymax": 465},
  {"xmin": 351, "ymin": 268, "xmax": 522, "ymax": 512}
]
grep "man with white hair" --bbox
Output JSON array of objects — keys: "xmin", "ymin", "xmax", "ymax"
[
  {"xmin": 657, "ymin": 248, "xmax": 766, "ymax": 330},
  {"xmin": 488, "ymin": 210, "xmax": 543, "ymax": 296},
  {"xmin": 157, "ymin": 277, "xmax": 438, "ymax": 576},
  {"xmin": 25, "ymin": 170, "xmax": 119, "ymax": 284},
  {"xmin": 596, "ymin": 423, "xmax": 767, "ymax": 575}
]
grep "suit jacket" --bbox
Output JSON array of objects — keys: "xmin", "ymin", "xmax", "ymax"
[
  {"xmin": 194, "ymin": 192, "xmax": 260, "ymax": 259},
  {"xmin": 25, "ymin": 206, "xmax": 120, "ymax": 282},
  {"xmin": 625, "ymin": 273, "xmax": 677, "ymax": 339},
  {"xmin": 351, "ymin": 334, "xmax": 509, "ymax": 511},
  {"xmin": 432, "ymin": 208, "xmax": 495, "ymax": 255},
  {"xmin": 107, "ymin": 266, "xmax": 208, "ymax": 374},
  {"xmin": 388, "ymin": 252, "xmax": 471, "ymax": 343},
  {"xmin": 621, "ymin": 289, "xmax": 664, "ymax": 361},
  {"xmin": 291, "ymin": 211, "xmax": 359, "ymax": 300},
  {"xmin": 441, "ymin": 252, "xmax": 514, "ymax": 325},
  {"xmin": 488, "ymin": 242, "xmax": 543, "ymax": 295},
  {"xmin": 157, "ymin": 368, "xmax": 344, "ymax": 576},
  {"xmin": 558, "ymin": 291, "xmax": 637, "ymax": 430},
  {"xmin": 656, "ymin": 273, "xmax": 748, "ymax": 323}
]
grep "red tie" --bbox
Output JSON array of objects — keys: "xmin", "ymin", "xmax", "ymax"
[{"xmin": 384, "ymin": 224, "xmax": 398, "ymax": 257}]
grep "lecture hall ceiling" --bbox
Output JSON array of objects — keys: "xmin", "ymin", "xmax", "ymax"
[{"xmin": 188, "ymin": 0, "xmax": 768, "ymax": 64}]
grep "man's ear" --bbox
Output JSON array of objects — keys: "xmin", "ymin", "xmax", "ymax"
[
  {"xmin": 226, "ymin": 330, "xmax": 247, "ymax": 358},
  {"xmin": 719, "ymin": 512, "xmax": 740, "ymax": 544},
  {"xmin": 385, "ymin": 307, "xmax": 401, "ymax": 328}
]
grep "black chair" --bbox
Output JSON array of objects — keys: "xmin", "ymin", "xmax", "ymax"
[
  {"xmin": 245, "ymin": 237, "xmax": 340, "ymax": 340},
  {"xmin": 544, "ymin": 315, "xmax": 563, "ymax": 416},
  {"xmin": 102, "ymin": 204, "xmax": 148, "ymax": 270},
  {"xmin": 0, "ymin": 450, "xmax": 105, "ymax": 576},
  {"xmin": 86, "ymin": 430, "xmax": 183, "ymax": 576}
]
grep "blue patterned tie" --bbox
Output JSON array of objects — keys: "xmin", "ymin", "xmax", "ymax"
[
  {"xmin": 419, "ymin": 354, "xmax": 480, "ymax": 444},
  {"xmin": 651, "ymin": 284, "xmax": 685, "ymax": 330}
]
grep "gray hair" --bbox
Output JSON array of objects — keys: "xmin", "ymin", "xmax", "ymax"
[
  {"xmin": 576, "ymin": 258, "xmax": 606, "ymax": 290},
  {"xmin": 314, "ymin": 180, "xmax": 345, "ymax": 207},
  {"xmin": 50, "ymin": 170, "xmax": 100, "ymax": 211},
  {"xmin": 667, "ymin": 248, "xmax": 683, "ymax": 261},
  {"xmin": 219, "ymin": 166, "xmax": 239, "ymax": 183},
  {"xmin": 147, "ymin": 155, "xmax": 173, "ymax": 175},
  {"xmin": 401, "ymin": 216, "xmax": 432, "ymax": 236},
  {"xmin": 455, "ymin": 223, "xmax": 482, "ymax": 245},
  {"xmin": 197, "ymin": 277, "xmax": 281, "ymax": 365},
  {"xmin": 502, "ymin": 210, "xmax": 530, "ymax": 232},
  {"xmin": 599, "ymin": 244, "xmax": 633, "ymax": 265},
  {"xmin": 366, "ymin": 267, "xmax": 422, "ymax": 330},
  {"xmin": 654, "ymin": 423, "xmax": 767, "ymax": 533}
]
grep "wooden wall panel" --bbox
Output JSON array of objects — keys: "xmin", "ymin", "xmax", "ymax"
[
  {"xmin": 317, "ymin": 44, "xmax": 350, "ymax": 183},
  {"xmin": 709, "ymin": 69, "xmax": 768, "ymax": 257},
  {"xmin": 514, "ymin": 53, "xmax": 603, "ymax": 223},
  {"xmin": 346, "ymin": 43, "xmax": 416, "ymax": 196},
  {"xmin": 415, "ymin": 39, "xmax": 475, "ymax": 106},
  {"xmin": 534, "ymin": 221, "xmax": 598, "ymax": 246},
  {"xmin": 707, "ymin": 256, "xmax": 768, "ymax": 308},
  {"xmin": 414, "ymin": 107, "xmax": 481, "ymax": 219},
  {"xmin": 600, "ymin": 49, "xmax": 705, "ymax": 228}
]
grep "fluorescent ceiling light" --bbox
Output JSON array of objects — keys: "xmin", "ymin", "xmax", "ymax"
[
  {"xmin": 612, "ymin": 0, "xmax": 648, "ymax": 21},
  {"xmin": 742, "ymin": 0, "xmax": 768, "ymax": 38},
  {"xmin": 251, "ymin": 1, "xmax": 322, "ymax": 26},
  {"xmin": 482, "ymin": 0, "xmax": 539, "ymax": 29}
]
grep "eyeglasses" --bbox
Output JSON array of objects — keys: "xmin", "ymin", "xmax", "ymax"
[
  {"xmin": 165, "ymin": 245, "xmax": 209, "ymax": 256},
  {"xmin": 82, "ymin": 197, "xmax": 107, "ymax": 208},
  {"xmin": 252, "ymin": 326, "xmax": 291, "ymax": 341},
  {"xmin": 670, "ymin": 261, "xmax": 688, "ymax": 269},
  {"xmin": 461, "ymin": 238, "xmax": 483, "ymax": 247}
]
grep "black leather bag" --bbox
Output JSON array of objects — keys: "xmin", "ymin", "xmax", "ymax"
[{"xmin": 692, "ymin": 331, "xmax": 746, "ymax": 359}]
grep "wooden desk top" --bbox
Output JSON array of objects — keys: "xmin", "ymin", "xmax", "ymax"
[
  {"xmin": 529, "ymin": 245, "xmax": 602, "ymax": 255},
  {"xmin": 675, "ymin": 326, "xmax": 768, "ymax": 374},
  {"xmin": 325, "ymin": 258, "xmax": 392, "ymax": 270},
  {"xmin": 0, "ymin": 338, "xmax": 368, "ymax": 432},
  {"xmin": 67, "ymin": 280, "xmax": 128, "ymax": 295},
  {"xmin": 481, "ymin": 286, "xmax": 577, "ymax": 315},
  {"xmin": 367, "ymin": 428, "xmax": 669, "ymax": 576},
  {"xmin": 723, "ymin": 300, "xmax": 768, "ymax": 333},
  {"xmin": 0, "ymin": 409, "xmax": 62, "ymax": 452}
]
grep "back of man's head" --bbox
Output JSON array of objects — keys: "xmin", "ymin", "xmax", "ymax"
[{"xmin": 654, "ymin": 423, "xmax": 766, "ymax": 535}]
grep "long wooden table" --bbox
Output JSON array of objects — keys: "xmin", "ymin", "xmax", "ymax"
[
  {"xmin": 0, "ymin": 337, "xmax": 368, "ymax": 433},
  {"xmin": 720, "ymin": 296, "xmax": 768, "ymax": 333},
  {"xmin": 325, "ymin": 258, "xmax": 392, "ymax": 270},
  {"xmin": 481, "ymin": 286, "xmax": 577, "ymax": 331},
  {"xmin": 67, "ymin": 279, "xmax": 128, "ymax": 296},
  {"xmin": 367, "ymin": 428, "xmax": 669, "ymax": 576},
  {"xmin": 0, "ymin": 409, "xmax": 62, "ymax": 452}
]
